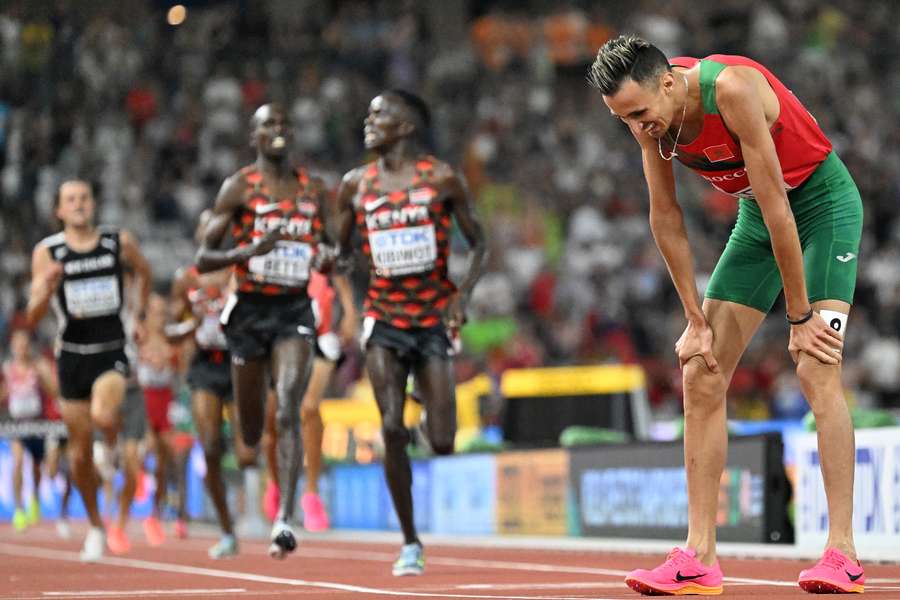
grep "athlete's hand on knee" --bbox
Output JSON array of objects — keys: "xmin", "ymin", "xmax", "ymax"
[
  {"xmin": 675, "ymin": 320, "xmax": 719, "ymax": 372},
  {"xmin": 788, "ymin": 313, "xmax": 843, "ymax": 365}
]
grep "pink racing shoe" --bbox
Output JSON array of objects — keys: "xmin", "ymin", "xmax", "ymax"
[
  {"xmin": 798, "ymin": 548, "xmax": 865, "ymax": 593},
  {"xmin": 263, "ymin": 480, "xmax": 280, "ymax": 523},
  {"xmin": 301, "ymin": 492, "xmax": 330, "ymax": 532},
  {"xmin": 625, "ymin": 547, "xmax": 723, "ymax": 596}
]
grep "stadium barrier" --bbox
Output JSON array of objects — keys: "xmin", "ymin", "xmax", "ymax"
[
  {"xmin": 794, "ymin": 426, "xmax": 900, "ymax": 555},
  {"xmin": 326, "ymin": 433, "xmax": 789, "ymax": 542},
  {"xmin": 0, "ymin": 431, "xmax": 790, "ymax": 544}
]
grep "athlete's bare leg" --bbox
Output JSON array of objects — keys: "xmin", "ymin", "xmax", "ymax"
[
  {"xmin": 91, "ymin": 371, "xmax": 126, "ymax": 444},
  {"xmin": 11, "ymin": 440, "xmax": 25, "ymax": 511},
  {"xmin": 367, "ymin": 346, "xmax": 417, "ymax": 545},
  {"xmin": 47, "ymin": 443, "xmax": 70, "ymax": 519},
  {"xmin": 60, "ymin": 474, "xmax": 72, "ymax": 520},
  {"xmin": 59, "ymin": 400, "xmax": 103, "ymax": 528},
  {"xmin": 262, "ymin": 391, "xmax": 278, "ymax": 485},
  {"xmin": 270, "ymin": 337, "xmax": 314, "ymax": 522},
  {"xmin": 149, "ymin": 429, "xmax": 172, "ymax": 517},
  {"xmin": 116, "ymin": 440, "xmax": 141, "ymax": 531},
  {"xmin": 682, "ymin": 299, "xmax": 764, "ymax": 566},
  {"xmin": 231, "ymin": 358, "xmax": 269, "ymax": 449},
  {"xmin": 801, "ymin": 299, "xmax": 857, "ymax": 559},
  {"xmin": 301, "ymin": 359, "xmax": 334, "ymax": 494},
  {"xmin": 32, "ymin": 450, "xmax": 41, "ymax": 502},
  {"xmin": 412, "ymin": 357, "xmax": 456, "ymax": 456},
  {"xmin": 229, "ymin": 400, "xmax": 259, "ymax": 468},
  {"xmin": 192, "ymin": 389, "xmax": 233, "ymax": 535}
]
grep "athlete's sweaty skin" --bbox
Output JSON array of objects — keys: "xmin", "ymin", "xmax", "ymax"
[{"xmin": 196, "ymin": 104, "xmax": 331, "ymax": 549}]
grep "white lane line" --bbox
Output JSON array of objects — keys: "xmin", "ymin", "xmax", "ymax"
[
  {"xmin": 2, "ymin": 539, "xmax": 832, "ymax": 591},
  {"xmin": 722, "ymin": 576, "xmax": 795, "ymax": 587},
  {"xmin": 293, "ymin": 547, "xmax": 631, "ymax": 577},
  {"xmin": 458, "ymin": 582, "xmax": 624, "ymax": 590},
  {"xmin": 290, "ymin": 547, "xmax": 799, "ymax": 587},
  {"xmin": 43, "ymin": 590, "xmax": 246, "ymax": 597},
  {"xmin": 0, "ymin": 543, "xmax": 622, "ymax": 600}
]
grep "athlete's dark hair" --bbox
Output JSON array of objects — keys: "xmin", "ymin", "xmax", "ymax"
[
  {"xmin": 52, "ymin": 178, "xmax": 96, "ymax": 231},
  {"xmin": 386, "ymin": 89, "xmax": 432, "ymax": 134},
  {"xmin": 588, "ymin": 34, "xmax": 671, "ymax": 95},
  {"xmin": 53, "ymin": 178, "xmax": 94, "ymax": 211}
]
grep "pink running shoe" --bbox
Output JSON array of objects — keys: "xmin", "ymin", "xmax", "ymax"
[
  {"xmin": 263, "ymin": 480, "xmax": 280, "ymax": 523},
  {"xmin": 798, "ymin": 548, "xmax": 865, "ymax": 594},
  {"xmin": 625, "ymin": 547, "xmax": 723, "ymax": 596},
  {"xmin": 143, "ymin": 516, "xmax": 165, "ymax": 547},
  {"xmin": 106, "ymin": 525, "xmax": 131, "ymax": 555},
  {"xmin": 301, "ymin": 492, "xmax": 330, "ymax": 532},
  {"xmin": 174, "ymin": 518, "xmax": 188, "ymax": 539}
]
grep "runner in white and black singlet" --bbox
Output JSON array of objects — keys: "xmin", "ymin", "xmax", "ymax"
[{"xmin": 26, "ymin": 179, "xmax": 151, "ymax": 562}]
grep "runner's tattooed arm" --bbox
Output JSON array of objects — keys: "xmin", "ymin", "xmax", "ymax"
[{"xmin": 195, "ymin": 173, "xmax": 284, "ymax": 273}]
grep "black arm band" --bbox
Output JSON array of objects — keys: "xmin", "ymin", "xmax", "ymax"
[{"xmin": 786, "ymin": 309, "xmax": 814, "ymax": 325}]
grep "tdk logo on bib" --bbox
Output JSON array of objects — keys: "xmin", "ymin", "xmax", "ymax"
[{"xmin": 372, "ymin": 229, "xmax": 432, "ymax": 247}]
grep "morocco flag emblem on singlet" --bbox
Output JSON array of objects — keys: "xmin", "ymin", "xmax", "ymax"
[{"xmin": 703, "ymin": 144, "xmax": 735, "ymax": 163}]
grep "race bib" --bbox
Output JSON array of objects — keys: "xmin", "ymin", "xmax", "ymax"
[
  {"xmin": 248, "ymin": 241, "xmax": 312, "ymax": 285},
  {"xmin": 9, "ymin": 388, "xmax": 42, "ymax": 420},
  {"xmin": 370, "ymin": 225, "xmax": 437, "ymax": 276},
  {"xmin": 64, "ymin": 276, "xmax": 120, "ymax": 318}
]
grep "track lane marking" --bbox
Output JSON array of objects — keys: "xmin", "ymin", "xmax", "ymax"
[
  {"xmin": 0, "ymin": 543, "xmax": 622, "ymax": 600},
  {"xmin": 42, "ymin": 589, "xmax": 246, "ymax": 597}
]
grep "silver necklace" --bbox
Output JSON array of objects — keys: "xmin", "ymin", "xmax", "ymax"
[{"xmin": 658, "ymin": 74, "xmax": 689, "ymax": 161}]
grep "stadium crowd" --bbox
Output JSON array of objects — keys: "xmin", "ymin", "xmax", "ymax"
[{"xmin": 2, "ymin": 0, "xmax": 899, "ymax": 422}]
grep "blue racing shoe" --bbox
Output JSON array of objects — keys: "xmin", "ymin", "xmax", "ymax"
[
  {"xmin": 208, "ymin": 534, "xmax": 238, "ymax": 559},
  {"xmin": 392, "ymin": 542, "xmax": 425, "ymax": 576}
]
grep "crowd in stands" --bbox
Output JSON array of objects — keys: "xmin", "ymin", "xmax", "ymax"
[{"xmin": 2, "ymin": 0, "xmax": 899, "ymax": 421}]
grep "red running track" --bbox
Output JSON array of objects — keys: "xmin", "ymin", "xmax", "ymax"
[{"xmin": 1, "ymin": 523, "xmax": 899, "ymax": 599}]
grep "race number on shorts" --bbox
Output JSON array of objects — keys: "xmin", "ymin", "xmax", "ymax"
[
  {"xmin": 248, "ymin": 241, "xmax": 312, "ymax": 285},
  {"xmin": 370, "ymin": 224, "xmax": 437, "ymax": 276},
  {"xmin": 64, "ymin": 275, "xmax": 121, "ymax": 318}
]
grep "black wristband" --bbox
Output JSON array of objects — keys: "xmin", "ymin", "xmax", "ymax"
[{"xmin": 786, "ymin": 308, "xmax": 814, "ymax": 325}]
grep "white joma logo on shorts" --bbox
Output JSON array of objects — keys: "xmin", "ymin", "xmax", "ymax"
[{"xmin": 836, "ymin": 253, "xmax": 857, "ymax": 263}]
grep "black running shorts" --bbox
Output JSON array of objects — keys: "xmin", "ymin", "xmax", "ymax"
[
  {"xmin": 57, "ymin": 348, "xmax": 129, "ymax": 400},
  {"xmin": 221, "ymin": 292, "xmax": 316, "ymax": 361},
  {"xmin": 186, "ymin": 349, "xmax": 233, "ymax": 400},
  {"xmin": 362, "ymin": 318, "xmax": 453, "ymax": 366}
]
